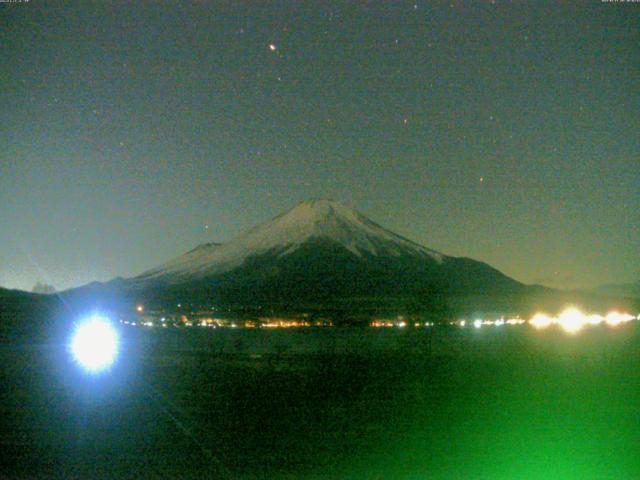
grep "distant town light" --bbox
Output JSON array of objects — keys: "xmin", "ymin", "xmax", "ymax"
[
  {"xmin": 473, "ymin": 319, "xmax": 482, "ymax": 329},
  {"xmin": 506, "ymin": 318, "xmax": 524, "ymax": 325},
  {"xmin": 530, "ymin": 313, "xmax": 553, "ymax": 330},
  {"xmin": 605, "ymin": 311, "xmax": 634, "ymax": 327},
  {"xmin": 587, "ymin": 314, "xmax": 604, "ymax": 325},
  {"xmin": 526, "ymin": 308, "xmax": 635, "ymax": 333},
  {"xmin": 557, "ymin": 307, "xmax": 585, "ymax": 334}
]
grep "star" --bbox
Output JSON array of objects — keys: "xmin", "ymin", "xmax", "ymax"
[{"xmin": 269, "ymin": 44, "xmax": 277, "ymax": 51}]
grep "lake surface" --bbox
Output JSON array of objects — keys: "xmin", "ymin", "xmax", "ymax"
[{"xmin": 2, "ymin": 324, "xmax": 639, "ymax": 479}]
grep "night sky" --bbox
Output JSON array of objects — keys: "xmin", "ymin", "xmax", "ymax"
[{"xmin": 1, "ymin": 1, "xmax": 638, "ymax": 292}]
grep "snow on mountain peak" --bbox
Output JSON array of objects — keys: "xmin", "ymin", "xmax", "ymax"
[{"xmin": 138, "ymin": 199, "xmax": 444, "ymax": 281}]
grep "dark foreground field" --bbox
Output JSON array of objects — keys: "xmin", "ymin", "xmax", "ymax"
[{"xmin": 2, "ymin": 325, "xmax": 640, "ymax": 479}]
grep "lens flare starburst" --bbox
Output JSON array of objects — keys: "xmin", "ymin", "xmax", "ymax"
[{"xmin": 71, "ymin": 315, "xmax": 119, "ymax": 373}]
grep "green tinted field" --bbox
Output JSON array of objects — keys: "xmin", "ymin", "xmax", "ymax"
[{"xmin": 1, "ymin": 325, "xmax": 639, "ymax": 479}]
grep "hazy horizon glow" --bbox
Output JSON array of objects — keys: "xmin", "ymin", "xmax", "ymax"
[{"xmin": 1, "ymin": 2, "xmax": 638, "ymax": 291}]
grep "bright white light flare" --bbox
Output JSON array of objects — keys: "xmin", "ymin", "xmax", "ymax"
[
  {"xmin": 587, "ymin": 314, "xmax": 604, "ymax": 325},
  {"xmin": 71, "ymin": 316, "xmax": 119, "ymax": 373},
  {"xmin": 605, "ymin": 311, "xmax": 634, "ymax": 327},
  {"xmin": 528, "ymin": 308, "xmax": 637, "ymax": 333},
  {"xmin": 557, "ymin": 307, "xmax": 586, "ymax": 334},
  {"xmin": 530, "ymin": 313, "xmax": 553, "ymax": 330},
  {"xmin": 458, "ymin": 308, "xmax": 636, "ymax": 334}
]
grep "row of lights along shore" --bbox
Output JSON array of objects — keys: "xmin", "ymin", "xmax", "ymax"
[
  {"xmin": 70, "ymin": 307, "xmax": 638, "ymax": 374},
  {"xmin": 457, "ymin": 307, "xmax": 638, "ymax": 334},
  {"xmin": 131, "ymin": 304, "xmax": 638, "ymax": 335}
]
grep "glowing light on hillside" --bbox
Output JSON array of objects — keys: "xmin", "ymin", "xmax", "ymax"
[
  {"xmin": 473, "ymin": 319, "xmax": 482, "ymax": 329},
  {"xmin": 70, "ymin": 316, "xmax": 118, "ymax": 373}
]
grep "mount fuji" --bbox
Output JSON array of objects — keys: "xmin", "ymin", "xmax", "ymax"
[{"xmin": 126, "ymin": 199, "xmax": 524, "ymax": 305}]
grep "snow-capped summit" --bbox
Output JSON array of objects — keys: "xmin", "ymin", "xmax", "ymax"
[
  {"xmin": 137, "ymin": 199, "xmax": 444, "ymax": 283},
  {"xmin": 129, "ymin": 198, "xmax": 524, "ymax": 305},
  {"xmin": 237, "ymin": 198, "xmax": 443, "ymax": 260}
]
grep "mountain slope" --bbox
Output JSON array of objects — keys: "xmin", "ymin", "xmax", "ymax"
[
  {"xmin": 136, "ymin": 199, "xmax": 443, "ymax": 284},
  {"xmin": 130, "ymin": 199, "xmax": 524, "ymax": 303},
  {"xmin": 0, "ymin": 288, "xmax": 57, "ymax": 340}
]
